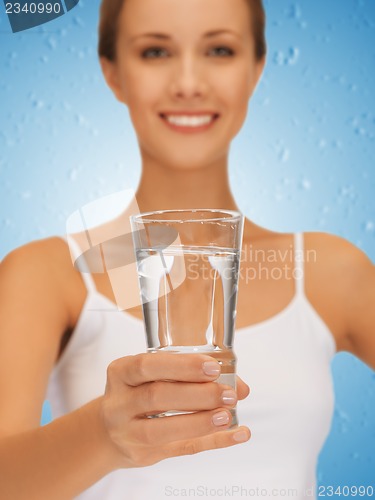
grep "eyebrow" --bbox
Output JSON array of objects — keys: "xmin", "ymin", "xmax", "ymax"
[{"xmin": 129, "ymin": 29, "xmax": 241, "ymax": 43}]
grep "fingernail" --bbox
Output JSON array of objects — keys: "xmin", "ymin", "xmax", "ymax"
[
  {"xmin": 233, "ymin": 430, "xmax": 249, "ymax": 443},
  {"xmin": 212, "ymin": 411, "xmax": 230, "ymax": 426},
  {"xmin": 203, "ymin": 361, "xmax": 221, "ymax": 377},
  {"xmin": 222, "ymin": 390, "xmax": 237, "ymax": 406}
]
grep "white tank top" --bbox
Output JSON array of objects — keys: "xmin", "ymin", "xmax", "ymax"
[{"xmin": 46, "ymin": 233, "xmax": 336, "ymax": 500}]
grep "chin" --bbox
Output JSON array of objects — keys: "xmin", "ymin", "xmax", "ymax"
[{"xmin": 162, "ymin": 148, "xmax": 228, "ymax": 172}]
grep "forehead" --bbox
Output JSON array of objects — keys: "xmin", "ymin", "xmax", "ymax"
[{"xmin": 119, "ymin": 0, "xmax": 251, "ymax": 40}]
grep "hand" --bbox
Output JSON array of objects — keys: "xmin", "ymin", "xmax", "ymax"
[{"xmin": 100, "ymin": 353, "xmax": 251, "ymax": 468}]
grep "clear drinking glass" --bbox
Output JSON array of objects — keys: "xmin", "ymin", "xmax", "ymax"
[{"xmin": 130, "ymin": 209, "xmax": 244, "ymax": 426}]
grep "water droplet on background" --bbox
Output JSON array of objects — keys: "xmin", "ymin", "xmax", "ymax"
[
  {"xmin": 273, "ymin": 47, "xmax": 300, "ymax": 66},
  {"xmin": 279, "ymin": 148, "xmax": 290, "ymax": 163},
  {"xmin": 301, "ymin": 179, "xmax": 312, "ymax": 191}
]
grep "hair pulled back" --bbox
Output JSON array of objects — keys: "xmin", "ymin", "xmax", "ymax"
[{"xmin": 98, "ymin": 0, "xmax": 266, "ymax": 62}]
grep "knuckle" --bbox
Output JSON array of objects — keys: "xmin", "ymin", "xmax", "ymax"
[
  {"xmin": 106, "ymin": 358, "xmax": 122, "ymax": 380},
  {"xmin": 211, "ymin": 432, "xmax": 225, "ymax": 449},
  {"xmin": 132, "ymin": 354, "xmax": 149, "ymax": 382},
  {"xmin": 180, "ymin": 439, "xmax": 201, "ymax": 456}
]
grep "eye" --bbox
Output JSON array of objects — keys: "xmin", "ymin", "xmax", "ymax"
[
  {"xmin": 141, "ymin": 47, "xmax": 169, "ymax": 59},
  {"xmin": 209, "ymin": 46, "xmax": 235, "ymax": 57}
]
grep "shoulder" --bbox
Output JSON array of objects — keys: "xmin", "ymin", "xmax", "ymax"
[
  {"xmin": 1, "ymin": 236, "xmax": 86, "ymax": 329},
  {"xmin": 253, "ymin": 228, "xmax": 371, "ymax": 289},
  {"xmin": 303, "ymin": 231, "xmax": 374, "ymax": 357},
  {"xmin": 1, "ymin": 236, "xmax": 72, "ymax": 291},
  {"xmin": 303, "ymin": 231, "xmax": 372, "ymax": 281},
  {"xmin": 244, "ymin": 223, "xmax": 369, "ymax": 271},
  {"xmin": 3, "ymin": 236, "xmax": 68, "ymax": 264}
]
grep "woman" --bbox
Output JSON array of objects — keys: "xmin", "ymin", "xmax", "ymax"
[{"xmin": 0, "ymin": 0, "xmax": 374, "ymax": 498}]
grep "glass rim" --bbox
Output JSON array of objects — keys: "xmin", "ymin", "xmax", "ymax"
[{"xmin": 130, "ymin": 208, "xmax": 243, "ymax": 224}]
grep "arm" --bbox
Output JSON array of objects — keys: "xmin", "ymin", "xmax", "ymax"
[
  {"xmin": 0, "ymin": 398, "xmax": 118, "ymax": 500},
  {"xmin": 309, "ymin": 232, "xmax": 375, "ymax": 368},
  {"xmin": 343, "ymin": 244, "xmax": 375, "ymax": 370},
  {"xmin": 0, "ymin": 238, "xmax": 116, "ymax": 499},
  {"xmin": 305, "ymin": 232, "xmax": 375, "ymax": 367},
  {"xmin": 0, "ymin": 238, "xmax": 250, "ymax": 500}
]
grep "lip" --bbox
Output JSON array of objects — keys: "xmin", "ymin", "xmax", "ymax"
[{"xmin": 159, "ymin": 111, "xmax": 220, "ymax": 134}]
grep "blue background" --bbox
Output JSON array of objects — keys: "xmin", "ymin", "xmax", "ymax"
[{"xmin": 0, "ymin": 0, "xmax": 374, "ymax": 490}]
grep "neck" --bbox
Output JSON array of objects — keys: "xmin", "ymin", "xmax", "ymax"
[{"xmin": 134, "ymin": 156, "xmax": 240, "ymax": 214}]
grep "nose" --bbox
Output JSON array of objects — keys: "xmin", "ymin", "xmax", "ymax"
[{"xmin": 169, "ymin": 53, "xmax": 208, "ymax": 100}]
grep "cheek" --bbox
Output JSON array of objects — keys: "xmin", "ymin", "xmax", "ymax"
[
  {"xmin": 218, "ymin": 70, "xmax": 252, "ymax": 125},
  {"xmin": 120, "ymin": 67, "xmax": 163, "ymax": 130},
  {"xmin": 120, "ymin": 62, "xmax": 155, "ymax": 101}
]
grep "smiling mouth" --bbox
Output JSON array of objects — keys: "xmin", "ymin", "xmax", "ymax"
[{"xmin": 159, "ymin": 113, "xmax": 220, "ymax": 131}]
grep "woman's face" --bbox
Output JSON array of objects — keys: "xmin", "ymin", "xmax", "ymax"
[{"xmin": 102, "ymin": 0, "xmax": 265, "ymax": 170}]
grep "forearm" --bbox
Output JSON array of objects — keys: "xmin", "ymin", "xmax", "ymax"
[{"xmin": 0, "ymin": 397, "xmax": 121, "ymax": 500}]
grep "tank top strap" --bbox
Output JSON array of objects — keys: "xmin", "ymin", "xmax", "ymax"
[
  {"xmin": 294, "ymin": 232, "xmax": 305, "ymax": 297},
  {"xmin": 64, "ymin": 235, "xmax": 97, "ymax": 294}
]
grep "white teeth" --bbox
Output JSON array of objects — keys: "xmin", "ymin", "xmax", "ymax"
[{"xmin": 164, "ymin": 115, "xmax": 215, "ymax": 127}]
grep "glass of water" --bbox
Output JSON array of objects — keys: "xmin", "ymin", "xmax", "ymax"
[{"xmin": 130, "ymin": 209, "xmax": 244, "ymax": 426}]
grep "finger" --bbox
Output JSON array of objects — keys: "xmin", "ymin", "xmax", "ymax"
[
  {"xmin": 130, "ymin": 381, "xmax": 237, "ymax": 415},
  {"xmin": 107, "ymin": 353, "xmax": 221, "ymax": 388},
  {"xmin": 160, "ymin": 425, "xmax": 251, "ymax": 460},
  {"xmin": 131, "ymin": 408, "xmax": 234, "ymax": 446},
  {"xmin": 236, "ymin": 376, "xmax": 250, "ymax": 400}
]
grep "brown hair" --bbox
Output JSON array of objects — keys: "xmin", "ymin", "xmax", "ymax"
[{"xmin": 98, "ymin": 0, "xmax": 266, "ymax": 62}]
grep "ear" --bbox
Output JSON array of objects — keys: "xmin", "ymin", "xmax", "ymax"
[{"xmin": 100, "ymin": 57, "xmax": 127, "ymax": 105}]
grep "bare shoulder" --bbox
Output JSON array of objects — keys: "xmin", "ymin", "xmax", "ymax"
[
  {"xmin": 243, "ymin": 222, "xmax": 370, "ymax": 269},
  {"xmin": 1, "ymin": 236, "xmax": 86, "ymax": 334},
  {"xmin": 303, "ymin": 231, "xmax": 373, "ymax": 292},
  {"xmin": 303, "ymin": 231, "xmax": 374, "ymax": 355},
  {"xmin": 304, "ymin": 231, "xmax": 371, "ymax": 264},
  {"xmin": 3, "ymin": 236, "xmax": 70, "ymax": 270},
  {"xmin": 2, "ymin": 237, "xmax": 73, "ymax": 301}
]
